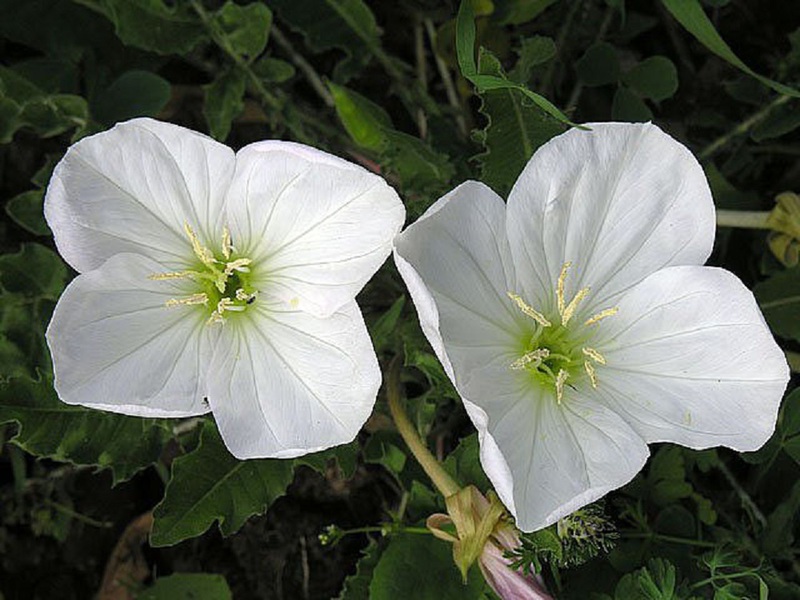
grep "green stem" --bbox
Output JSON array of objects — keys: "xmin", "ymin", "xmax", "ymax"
[
  {"xmin": 699, "ymin": 95, "xmax": 792, "ymax": 161},
  {"xmin": 716, "ymin": 209, "xmax": 772, "ymax": 230},
  {"xmin": 786, "ymin": 351, "xmax": 800, "ymax": 374},
  {"xmin": 690, "ymin": 570, "xmax": 761, "ymax": 591},
  {"xmin": 43, "ymin": 499, "xmax": 113, "ymax": 528},
  {"xmin": 716, "ymin": 460, "xmax": 767, "ymax": 529},
  {"xmin": 271, "ymin": 26, "xmax": 334, "ymax": 107},
  {"xmin": 620, "ymin": 531, "xmax": 717, "ymax": 548},
  {"xmin": 386, "ymin": 356, "xmax": 460, "ymax": 498}
]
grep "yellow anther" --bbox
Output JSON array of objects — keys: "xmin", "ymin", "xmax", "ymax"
[
  {"xmin": 224, "ymin": 258, "xmax": 252, "ymax": 277},
  {"xmin": 507, "ymin": 292, "xmax": 552, "ymax": 327},
  {"xmin": 555, "ymin": 369, "xmax": 569, "ymax": 404},
  {"xmin": 510, "ymin": 348, "xmax": 550, "ymax": 370},
  {"xmin": 561, "ymin": 286, "xmax": 590, "ymax": 326},
  {"xmin": 184, "ymin": 223, "xmax": 216, "ymax": 268},
  {"xmin": 165, "ymin": 293, "xmax": 208, "ymax": 308},
  {"xmin": 556, "ymin": 262, "xmax": 571, "ymax": 316},
  {"xmin": 149, "ymin": 271, "xmax": 193, "ymax": 280},
  {"xmin": 584, "ymin": 307, "xmax": 618, "ymax": 326},
  {"xmin": 235, "ymin": 288, "xmax": 257, "ymax": 302},
  {"xmin": 582, "ymin": 347, "xmax": 606, "ymax": 365},
  {"xmin": 222, "ymin": 226, "xmax": 233, "ymax": 260},
  {"xmin": 584, "ymin": 361, "xmax": 598, "ymax": 389}
]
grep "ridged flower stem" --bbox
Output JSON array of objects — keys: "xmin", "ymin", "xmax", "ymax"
[
  {"xmin": 716, "ymin": 209, "xmax": 771, "ymax": 230},
  {"xmin": 386, "ymin": 356, "xmax": 460, "ymax": 498}
]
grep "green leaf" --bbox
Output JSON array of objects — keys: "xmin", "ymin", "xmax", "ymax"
[
  {"xmin": 622, "ymin": 56, "xmax": 679, "ymax": 101},
  {"xmin": 456, "ymin": 0, "xmax": 577, "ymax": 129},
  {"xmin": 474, "ymin": 47, "xmax": 565, "ymax": 195},
  {"xmin": 660, "ymin": 0, "xmax": 800, "ymax": 98},
  {"xmin": 443, "ymin": 434, "xmax": 490, "ymax": 492},
  {"xmin": 5, "ymin": 190, "xmax": 49, "ymax": 236},
  {"xmin": 778, "ymin": 389, "xmax": 800, "ymax": 466},
  {"xmin": 751, "ymin": 102, "xmax": 800, "ymax": 142},
  {"xmin": 295, "ymin": 440, "xmax": 359, "ymax": 478},
  {"xmin": 612, "ymin": 85, "xmax": 653, "ymax": 122},
  {"xmin": 369, "ymin": 295, "xmax": 406, "ymax": 353},
  {"xmin": 576, "ymin": 42, "xmax": 620, "ymax": 87},
  {"xmin": 493, "ymin": 0, "xmax": 559, "ymax": 25},
  {"xmin": 0, "ymin": 375, "xmax": 171, "ymax": 484},
  {"xmin": 214, "ymin": 1, "xmax": 272, "ymax": 60},
  {"xmin": 364, "ymin": 430, "xmax": 407, "ymax": 475},
  {"xmin": 0, "ymin": 243, "xmax": 67, "ymax": 298},
  {"xmin": 151, "ymin": 421, "xmax": 294, "ymax": 547},
  {"xmin": 203, "ymin": 68, "xmax": 247, "ymax": 141},
  {"xmin": 93, "ymin": 70, "xmax": 171, "ymax": 125},
  {"xmin": 369, "ymin": 534, "xmax": 487, "ymax": 599},
  {"xmin": 509, "ymin": 35, "xmax": 556, "ymax": 83},
  {"xmin": 337, "ymin": 539, "xmax": 382, "ymax": 600},
  {"xmin": 647, "ymin": 446, "xmax": 692, "ymax": 506},
  {"xmin": 252, "ymin": 57, "xmax": 296, "ymax": 83},
  {"xmin": 329, "ymin": 82, "xmax": 392, "ymax": 151},
  {"xmin": 270, "ymin": 0, "xmax": 381, "ymax": 81},
  {"xmin": 74, "ymin": 0, "xmax": 206, "ymax": 55},
  {"xmin": 754, "ymin": 267, "xmax": 800, "ymax": 342},
  {"xmin": 138, "ymin": 573, "xmax": 232, "ymax": 599}
]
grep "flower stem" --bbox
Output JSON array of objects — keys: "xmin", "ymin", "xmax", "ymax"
[
  {"xmin": 43, "ymin": 498, "xmax": 113, "ymax": 528},
  {"xmin": 620, "ymin": 531, "xmax": 717, "ymax": 548},
  {"xmin": 386, "ymin": 356, "xmax": 460, "ymax": 498},
  {"xmin": 715, "ymin": 209, "xmax": 772, "ymax": 230}
]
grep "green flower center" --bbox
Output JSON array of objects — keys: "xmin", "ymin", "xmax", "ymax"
[
  {"xmin": 150, "ymin": 223, "xmax": 258, "ymax": 324},
  {"xmin": 508, "ymin": 262, "xmax": 617, "ymax": 403}
]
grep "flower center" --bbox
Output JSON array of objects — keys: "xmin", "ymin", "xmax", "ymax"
[
  {"xmin": 150, "ymin": 223, "xmax": 258, "ymax": 324},
  {"xmin": 508, "ymin": 262, "xmax": 617, "ymax": 403}
]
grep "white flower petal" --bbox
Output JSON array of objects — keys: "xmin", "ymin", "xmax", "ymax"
[
  {"xmin": 44, "ymin": 118, "xmax": 234, "ymax": 273},
  {"xmin": 460, "ymin": 362, "xmax": 649, "ymax": 532},
  {"xmin": 206, "ymin": 300, "xmax": 380, "ymax": 459},
  {"xmin": 393, "ymin": 181, "xmax": 522, "ymax": 380},
  {"xmin": 596, "ymin": 266, "xmax": 789, "ymax": 451},
  {"xmin": 506, "ymin": 122, "xmax": 714, "ymax": 317},
  {"xmin": 224, "ymin": 141, "xmax": 404, "ymax": 318},
  {"xmin": 46, "ymin": 253, "xmax": 213, "ymax": 417}
]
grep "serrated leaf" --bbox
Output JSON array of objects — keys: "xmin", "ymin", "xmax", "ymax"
[
  {"xmin": 576, "ymin": 42, "xmax": 620, "ymax": 87},
  {"xmin": 203, "ymin": 68, "xmax": 246, "ymax": 141},
  {"xmin": 270, "ymin": 0, "xmax": 380, "ymax": 81},
  {"xmin": 369, "ymin": 534, "xmax": 487, "ymax": 599},
  {"xmin": 647, "ymin": 446, "xmax": 692, "ymax": 506},
  {"xmin": 612, "ymin": 85, "xmax": 653, "ymax": 122},
  {"xmin": 74, "ymin": 0, "xmax": 206, "ymax": 55},
  {"xmin": 214, "ymin": 1, "xmax": 272, "ymax": 60},
  {"xmin": 475, "ymin": 47, "xmax": 565, "ymax": 195},
  {"xmin": 93, "ymin": 70, "xmax": 171, "ymax": 125},
  {"xmin": 622, "ymin": 56, "xmax": 679, "ymax": 101},
  {"xmin": 660, "ymin": 0, "xmax": 800, "ymax": 98},
  {"xmin": 5, "ymin": 190, "xmax": 49, "ymax": 236},
  {"xmin": 151, "ymin": 420, "xmax": 294, "ymax": 547},
  {"xmin": 138, "ymin": 573, "xmax": 232, "ymax": 599},
  {"xmin": 0, "ymin": 243, "xmax": 67, "ymax": 298},
  {"xmin": 0, "ymin": 375, "xmax": 171, "ymax": 484},
  {"xmin": 338, "ymin": 539, "xmax": 382, "ymax": 600},
  {"xmin": 754, "ymin": 268, "xmax": 800, "ymax": 342}
]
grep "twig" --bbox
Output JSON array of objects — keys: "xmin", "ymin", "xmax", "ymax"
[
  {"xmin": 414, "ymin": 18, "xmax": 428, "ymax": 139},
  {"xmin": 424, "ymin": 18, "xmax": 468, "ymax": 138},
  {"xmin": 715, "ymin": 460, "xmax": 767, "ymax": 529},
  {"xmin": 565, "ymin": 4, "xmax": 615, "ymax": 112},
  {"xmin": 271, "ymin": 26, "xmax": 334, "ymax": 107},
  {"xmin": 715, "ymin": 209, "xmax": 771, "ymax": 230}
]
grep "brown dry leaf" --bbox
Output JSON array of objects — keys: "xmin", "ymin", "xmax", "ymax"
[{"xmin": 97, "ymin": 511, "xmax": 154, "ymax": 600}]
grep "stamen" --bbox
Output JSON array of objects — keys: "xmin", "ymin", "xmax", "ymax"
[
  {"xmin": 149, "ymin": 271, "xmax": 193, "ymax": 280},
  {"xmin": 165, "ymin": 293, "xmax": 208, "ymax": 307},
  {"xmin": 235, "ymin": 288, "xmax": 257, "ymax": 303},
  {"xmin": 555, "ymin": 369, "xmax": 569, "ymax": 404},
  {"xmin": 584, "ymin": 361, "xmax": 598, "ymax": 389},
  {"xmin": 222, "ymin": 226, "xmax": 233, "ymax": 260},
  {"xmin": 510, "ymin": 348, "xmax": 550, "ymax": 370},
  {"xmin": 556, "ymin": 262, "xmax": 571, "ymax": 317},
  {"xmin": 584, "ymin": 307, "xmax": 618, "ymax": 326},
  {"xmin": 582, "ymin": 347, "xmax": 606, "ymax": 365},
  {"xmin": 507, "ymin": 292, "xmax": 551, "ymax": 327},
  {"xmin": 224, "ymin": 258, "xmax": 252, "ymax": 277},
  {"xmin": 561, "ymin": 286, "xmax": 590, "ymax": 326},
  {"xmin": 184, "ymin": 223, "xmax": 216, "ymax": 267}
]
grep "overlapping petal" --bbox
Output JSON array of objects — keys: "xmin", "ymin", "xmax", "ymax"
[
  {"xmin": 593, "ymin": 266, "xmax": 788, "ymax": 451},
  {"xmin": 205, "ymin": 300, "xmax": 381, "ymax": 459},
  {"xmin": 506, "ymin": 122, "xmax": 715, "ymax": 317},
  {"xmin": 45, "ymin": 118, "xmax": 235, "ymax": 272},
  {"xmin": 225, "ymin": 141, "xmax": 405, "ymax": 318},
  {"xmin": 46, "ymin": 253, "xmax": 213, "ymax": 417}
]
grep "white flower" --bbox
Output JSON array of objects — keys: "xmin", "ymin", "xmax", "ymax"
[
  {"xmin": 45, "ymin": 118, "xmax": 405, "ymax": 459},
  {"xmin": 393, "ymin": 122, "xmax": 789, "ymax": 532}
]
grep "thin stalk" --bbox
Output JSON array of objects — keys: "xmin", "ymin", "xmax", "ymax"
[
  {"xmin": 43, "ymin": 498, "xmax": 113, "ymax": 528},
  {"xmin": 716, "ymin": 460, "xmax": 767, "ymax": 529},
  {"xmin": 716, "ymin": 209, "xmax": 771, "ymax": 230},
  {"xmin": 565, "ymin": 5, "xmax": 614, "ymax": 111},
  {"xmin": 271, "ymin": 26, "xmax": 334, "ymax": 107},
  {"xmin": 424, "ymin": 18, "xmax": 468, "ymax": 138},
  {"xmin": 698, "ymin": 95, "xmax": 792, "ymax": 161},
  {"xmin": 386, "ymin": 356, "xmax": 460, "ymax": 498},
  {"xmin": 620, "ymin": 531, "xmax": 717, "ymax": 548},
  {"xmin": 541, "ymin": 0, "xmax": 583, "ymax": 97}
]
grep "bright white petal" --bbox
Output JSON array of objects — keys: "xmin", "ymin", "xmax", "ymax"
[
  {"xmin": 224, "ymin": 141, "xmax": 404, "ymax": 318},
  {"xmin": 206, "ymin": 300, "xmax": 380, "ymax": 459},
  {"xmin": 506, "ymin": 122, "xmax": 714, "ymax": 317},
  {"xmin": 460, "ymin": 362, "xmax": 649, "ymax": 532},
  {"xmin": 393, "ymin": 181, "xmax": 523, "ymax": 381},
  {"xmin": 46, "ymin": 253, "xmax": 214, "ymax": 417},
  {"xmin": 594, "ymin": 266, "xmax": 789, "ymax": 452},
  {"xmin": 44, "ymin": 118, "xmax": 234, "ymax": 273}
]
